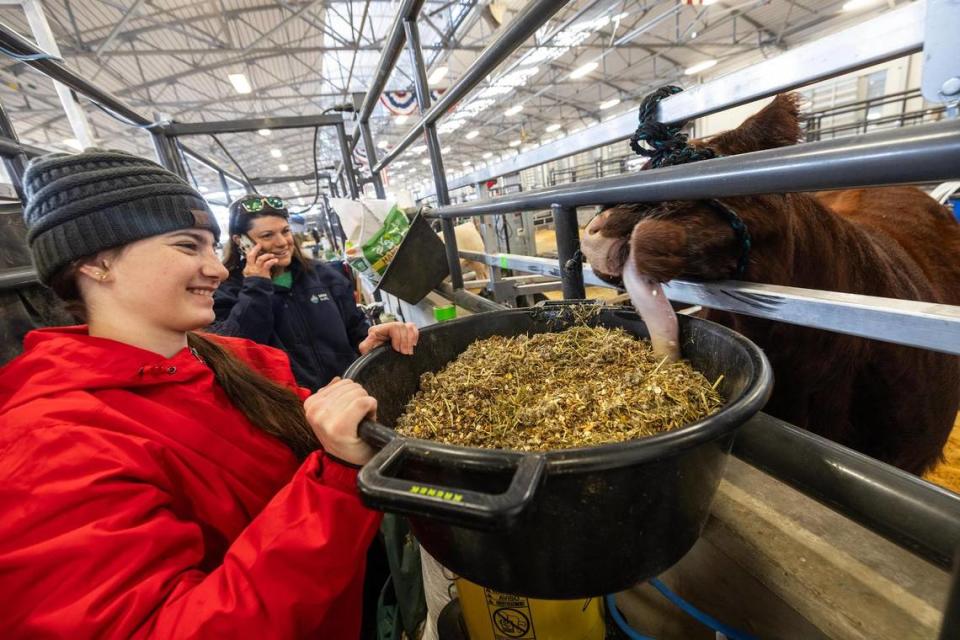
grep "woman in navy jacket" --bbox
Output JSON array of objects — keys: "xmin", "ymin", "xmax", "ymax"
[{"xmin": 212, "ymin": 195, "xmax": 418, "ymax": 391}]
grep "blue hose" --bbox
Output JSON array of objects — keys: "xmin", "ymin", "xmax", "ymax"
[
  {"xmin": 649, "ymin": 578, "xmax": 758, "ymax": 640},
  {"xmin": 604, "ymin": 593, "xmax": 655, "ymax": 640}
]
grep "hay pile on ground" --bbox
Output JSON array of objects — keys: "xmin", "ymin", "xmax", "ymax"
[{"xmin": 396, "ymin": 325, "xmax": 724, "ymax": 451}]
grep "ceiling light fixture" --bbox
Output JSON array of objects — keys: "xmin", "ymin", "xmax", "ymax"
[
  {"xmin": 428, "ymin": 65, "xmax": 449, "ymax": 84},
  {"xmin": 258, "ymin": 129, "xmax": 271, "ymax": 137},
  {"xmin": 545, "ymin": 123, "xmax": 562, "ymax": 133},
  {"xmin": 465, "ymin": 129, "xmax": 480, "ymax": 140},
  {"xmin": 228, "ymin": 73, "xmax": 252, "ymax": 94},
  {"xmin": 842, "ymin": 0, "xmax": 882, "ymax": 10},
  {"xmin": 278, "ymin": 164, "xmax": 288, "ymax": 171},
  {"xmin": 270, "ymin": 148, "xmax": 282, "ymax": 158},
  {"xmin": 504, "ymin": 104, "xmax": 523, "ymax": 116},
  {"xmin": 569, "ymin": 61, "xmax": 599, "ymax": 80},
  {"xmin": 509, "ymin": 139, "xmax": 521, "ymax": 147},
  {"xmin": 599, "ymin": 98, "xmax": 621, "ymax": 110},
  {"xmin": 482, "ymin": 152, "xmax": 493, "ymax": 159},
  {"xmin": 377, "ymin": 140, "xmax": 389, "ymax": 149},
  {"xmin": 684, "ymin": 59, "xmax": 717, "ymax": 75}
]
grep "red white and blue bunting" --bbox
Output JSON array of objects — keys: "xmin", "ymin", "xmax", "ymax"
[
  {"xmin": 379, "ymin": 89, "xmax": 446, "ymax": 115},
  {"xmin": 353, "ymin": 142, "xmax": 367, "ymax": 168}
]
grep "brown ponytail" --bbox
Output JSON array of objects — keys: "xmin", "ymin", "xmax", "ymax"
[
  {"xmin": 186, "ymin": 333, "xmax": 318, "ymax": 459},
  {"xmin": 50, "ymin": 261, "xmax": 320, "ymax": 460}
]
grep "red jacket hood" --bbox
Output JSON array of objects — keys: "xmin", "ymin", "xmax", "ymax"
[{"xmin": 0, "ymin": 326, "xmax": 299, "ymax": 416}]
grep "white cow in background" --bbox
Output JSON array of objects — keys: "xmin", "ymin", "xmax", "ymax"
[{"xmin": 438, "ymin": 220, "xmax": 489, "ymax": 283}]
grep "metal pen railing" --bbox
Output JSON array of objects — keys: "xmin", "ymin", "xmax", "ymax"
[
  {"xmin": 0, "ymin": 20, "xmax": 247, "ymax": 187},
  {"xmin": 352, "ymin": 0, "xmax": 960, "ymax": 601},
  {"xmin": 0, "ymin": 0, "xmax": 956, "ymax": 622},
  {"xmin": 803, "ymin": 87, "xmax": 949, "ymax": 141}
]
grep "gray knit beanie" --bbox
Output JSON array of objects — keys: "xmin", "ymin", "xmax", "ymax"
[{"xmin": 22, "ymin": 149, "xmax": 220, "ymax": 284}]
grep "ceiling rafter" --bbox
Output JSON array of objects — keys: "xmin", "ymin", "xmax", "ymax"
[{"xmin": 0, "ymin": 0, "xmax": 897, "ymax": 196}]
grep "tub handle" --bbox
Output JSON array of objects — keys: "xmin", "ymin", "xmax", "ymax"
[{"xmin": 356, "ymin": 426, "xmax": 547, "ymax": 530}]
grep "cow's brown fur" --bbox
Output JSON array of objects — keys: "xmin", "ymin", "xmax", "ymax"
[{"xmin": 585, "ymin": 94, "xmax": 960, "ymax": 474}]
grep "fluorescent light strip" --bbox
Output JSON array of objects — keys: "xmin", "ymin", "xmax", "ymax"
[
  {"xmin": 228, "ymin": 73, "xmax": 251, "ymax": 94},
  {"xmin": 428, "ymin": 65, "xmax": 448, "ymax": 84},
  {"xmin": 569, "ymin": 61, "xmax": 599, "ymax": 79},
  {"xmin": 684, "ymin": 59, "xmax": 717, "ymax": 75}
]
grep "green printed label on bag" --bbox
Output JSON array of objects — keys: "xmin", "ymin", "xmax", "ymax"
[
  {"xmin": 345, "ymin": 205, "xmax": 410, "ymax": 284},
  {"xmin": 499, "ymin": 256, "xmax": 509, "ymax": 269}
]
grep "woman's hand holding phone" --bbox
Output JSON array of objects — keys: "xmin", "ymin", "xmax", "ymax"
[{"xmin": 240, "ymin": 236, "xmax": 279, "ymax": 279}]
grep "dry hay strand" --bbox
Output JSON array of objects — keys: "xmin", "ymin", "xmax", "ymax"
[{"xmin": 396, "ymin": 325, "xmax": 724, "ymax": 451}]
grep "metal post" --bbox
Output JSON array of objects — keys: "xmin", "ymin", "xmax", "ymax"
[
  {"xmin": 329, "ymin": 205, "xmax": 347, "ymax": 248},
  {"xmin": 325, "ymin": 197, "xmax": 336, "ymax": 251},
  {"xmin": 374, "ymin": 0, "xmax": 565, "ymax": 173},
  {"xmin": 218, "ymin": 171, "xmax": 231, "ymax": 203},
  {"xmin": 21, "ymin": 0, "xmax": 95, "ymax": 147},
  {"xmin": 735, "ymin": 413, "xmax": 960, "ymax": 569},
  {"xmin": 168, "ymin": 137, "xmax": 189, "ymax": 180},
  {"xmin": 179, "ymin": 145, "xmax": 245, "ymax": 188},
  {"xmin": 431, "ymin": 120, "xmax": 960, "ymax": 218},
  {"xmin": 404, "ymin": 18, "xmax": 463, "ymax": 290},
  {"xmin": 150, "ymin": 133, "xmax": 175, "ymax": 172},
  {"xmin": 0, "ymin": 19, "xmax": 149, "ymax": 127},
  {"xmin": 0, "ymin": 100, "xmax": 27, "ymax": 198},
  {"xmin": 349, "ymin": 0, "xmax": 426, "ymax": 153},
  {"xmin": 552, "ymin": 204, "xmax": 585, "ymax": 299},
  {"xmin": 445, "ymin": 1, "xmax": 927, "ymax": 192},
  {"xmin": 320, "ymin": 194, "xmax": 340, "ymax": 253},
  {"xmin": 150, "ymin": 134, "xmax": 186, "ymax": 178},
  {"xmin": 939, "ymin": 556, "xmax": 960, "ymax": 639},
  {"xmin": 359, "ymin": 120, "xmax": 386, "ymax": 199},
  {"xmin": 335, "ymin": 122, "xmax": 359, "ymax": 198},
  {"xmin": 439, "ymin": 217, "xmax": 464, "ymax": 290},
  {"xmin": 0, "ymin": 19, "xmax": 243, "ymax": 188},
  {"xmin": 0, "ymin": 266, "xmax": 39, "ymax": 291}
]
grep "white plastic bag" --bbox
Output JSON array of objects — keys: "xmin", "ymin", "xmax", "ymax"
[{"xmin": 328, "ymin": 197, "xmax": 396, "ymax": 245}]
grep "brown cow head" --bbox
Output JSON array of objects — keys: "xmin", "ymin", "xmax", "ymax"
[{"xmin": 581, "ymin": 93, "xmax": 804, "ymax": 283}]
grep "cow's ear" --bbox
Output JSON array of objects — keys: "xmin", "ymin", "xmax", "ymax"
[{"xmin": 707, "ymin": 93, "xmax": 803, "ymax": 156}]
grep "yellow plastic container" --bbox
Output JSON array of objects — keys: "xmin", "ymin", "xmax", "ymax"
[{"xmin": 456, "ymin": 577, "xmax": 605, "ymax": 640}]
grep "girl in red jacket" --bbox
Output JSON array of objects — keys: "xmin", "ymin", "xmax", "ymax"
[{"xmin": 0, "ymin": 150, "xmax": 383, "ymax": 638}]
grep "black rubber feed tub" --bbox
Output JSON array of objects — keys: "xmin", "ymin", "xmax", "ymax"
[{"xmin": 346, "ymin": 306, "xmax": 772, "ymax": 598}]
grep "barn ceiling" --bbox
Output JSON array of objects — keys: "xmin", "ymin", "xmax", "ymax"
[{"xmin": 0, "ymin": 0, "xmax": 904, "ymax": 202}]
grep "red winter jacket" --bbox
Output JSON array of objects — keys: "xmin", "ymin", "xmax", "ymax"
[{"xmin": 0, "ymin": 326, "xmax": 381, "ymax": 638}]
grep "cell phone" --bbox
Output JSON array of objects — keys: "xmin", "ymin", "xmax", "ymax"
[{"xmin": 237, "ymin": 234, "xmax": 257, "ymax": 254}]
